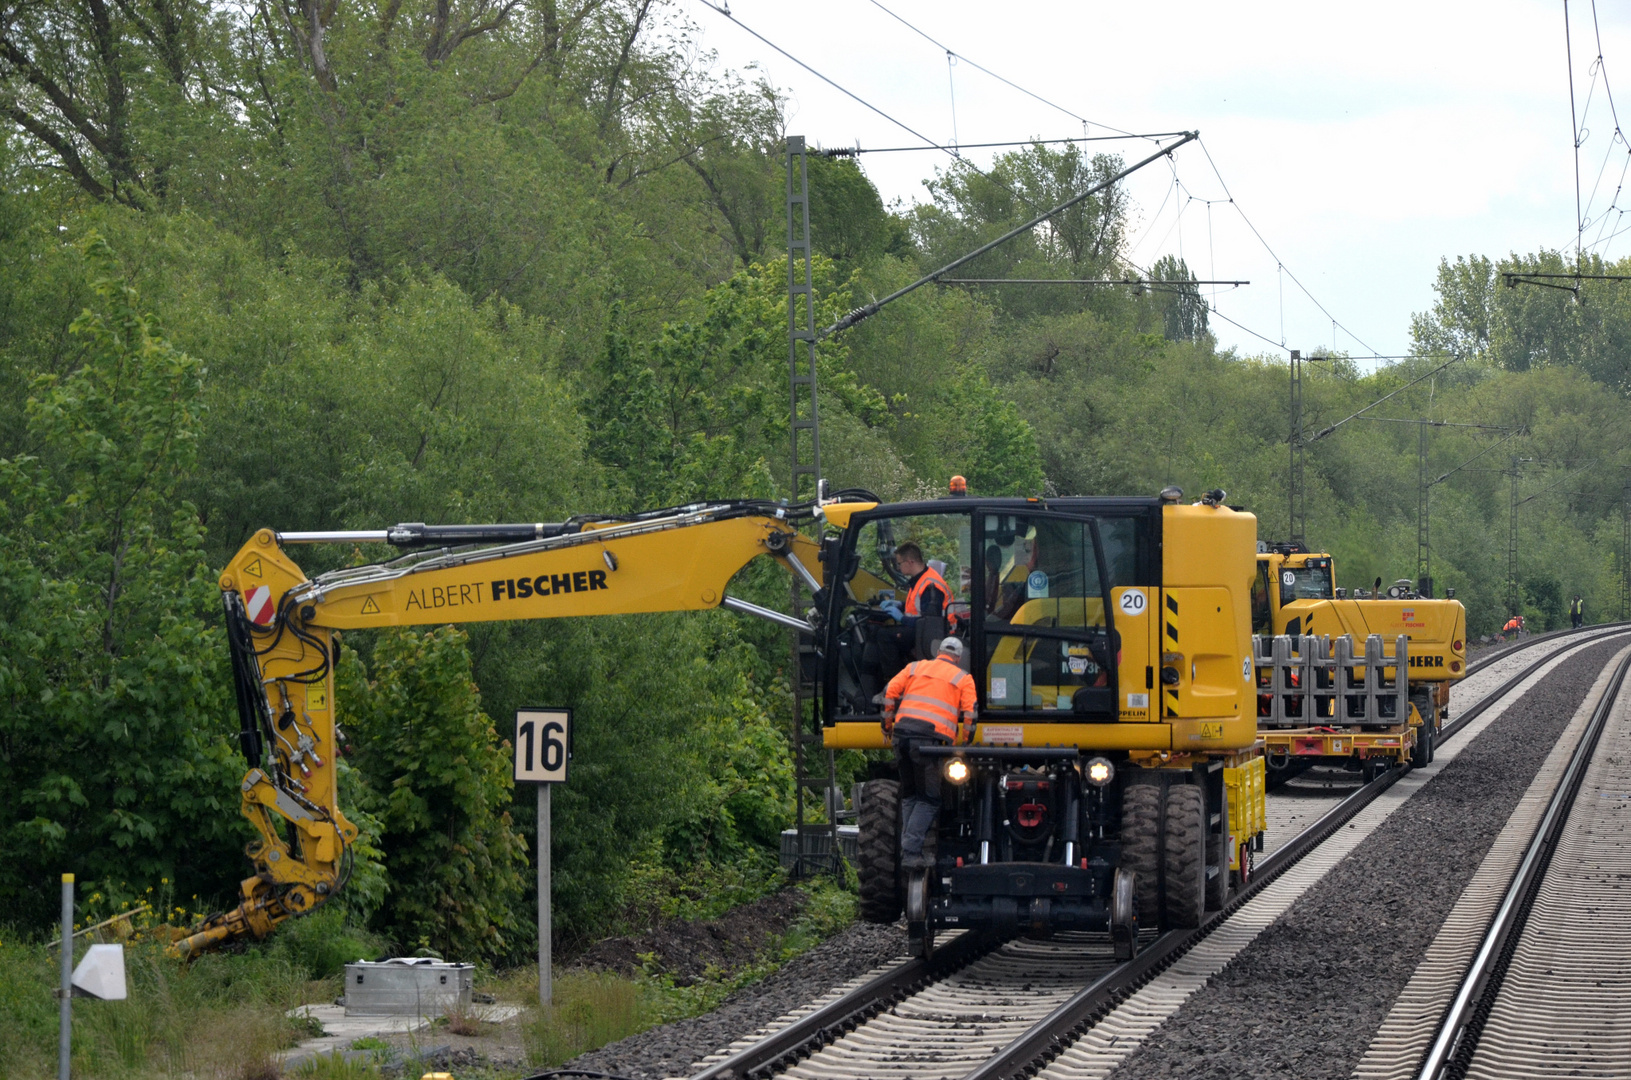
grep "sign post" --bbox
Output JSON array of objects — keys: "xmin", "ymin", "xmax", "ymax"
[
  {"xmin": 60, "ymin": 873, "xmax": 72, "ymax": 1080},
  {"xmin": 514, "ymin": 709, "xmax": 571, "ymax": 1007}
]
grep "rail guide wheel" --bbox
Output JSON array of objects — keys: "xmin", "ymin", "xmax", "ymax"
[
  {"xmin": 905, "ymin": 869, "xmax": 934, "ymax": 960},
  {"xmin": 1111, "ymin": 867, "xmax": 1139, "ymax": 961}
]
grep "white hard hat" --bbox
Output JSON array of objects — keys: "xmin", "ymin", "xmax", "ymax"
[{"xmin": 937, "ymin": 638, "xmax": 965, "ymax": 660}]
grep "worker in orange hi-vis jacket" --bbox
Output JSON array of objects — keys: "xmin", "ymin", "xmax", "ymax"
[{"xmin": 882, "ymin": 638, "xmax": 977, "ymax": 868}]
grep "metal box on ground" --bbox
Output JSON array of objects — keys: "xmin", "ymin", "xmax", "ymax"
[
  {"xmin": 779, "ymin": 825, "xmax": 858, "ymax": 871},
  {"xmin": 343, "ymin": 959, "xmax": 474, "ymax": 1017}
]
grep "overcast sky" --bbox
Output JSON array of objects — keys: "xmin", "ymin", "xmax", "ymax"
[{"xmin": 682, "ymin": 0, "xmax": 1631, "ymax": 366}]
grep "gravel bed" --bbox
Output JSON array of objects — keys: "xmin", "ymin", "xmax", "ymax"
[
  {"xmin": 560, "ymin": 920, "xmax": 906, "ymax": 1079},
  {"xmin": 1105, "ymin": 636, "xmax": 1627, "ymax": 1080}
]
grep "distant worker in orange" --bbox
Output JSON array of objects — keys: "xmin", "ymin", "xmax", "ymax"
[
  {"xmin": 883, "ymin": 638, "xmax": 977, "ymax": 868},
  {"xmin": 1502, "ymin": 614, "xmax": 1525, "ymax": 638}
]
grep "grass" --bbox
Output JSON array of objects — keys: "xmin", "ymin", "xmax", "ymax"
[
  {"xmin": 0, "ymin": 875, "xmax": 857, "ymax": 1078},
  {"xmin": 0, "ymin": 936, "xmax": 323, "ymax": 1080},
  {"xmin": 0, "ymin": 906, "xmax": 385, "ymax": 1080},
  {"xmin": 519, "ymin": 876, "xmax": 858, "ymax": 1069}
]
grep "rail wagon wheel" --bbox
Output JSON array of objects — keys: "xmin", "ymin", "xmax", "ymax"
[
  {"xmin": 1232, "ymin": 837, "xmax": 1253, "ymax": 891},
  {"xmin": 1120, "ymin": 783, "xmax": 1163, "ymax": 927},
  {"xmin": 1162, "ymin": 784, "xmax": 1207, "ymax": 928},
  {"xmin": 1204, "ymin": 782, "xmax": 1231, "ymax": 911},
  {"xmin": 857, "ymin": 779, "xmax": 902, "ymax": 924},
  {"xmin": 1411, "ymin": 722, "xmax": 1432, "ymax": 768}
]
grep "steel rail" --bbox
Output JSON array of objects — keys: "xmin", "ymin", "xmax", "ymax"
[
  {"xmin": 964, "ymin": 748, "xmax": 1408, "ymax": 1079},
  {"xmin": 685, "ymin": 929, "xmax": 998, "ymax": 1080},
  {"xmin": 682, "ymin": 627, "xmax": 1626, "ymax": 1080},
  {"xmin": 970, "ymin": 626, "xmax": 1631, "ymax": 1080},
  {"xmin": 1441, "ymin": 623, "xmax": 1631, "ymax": 743},
  {"xmin": 1415, "ymin": 647, "xmax": 1631, "ymax": 1080}
]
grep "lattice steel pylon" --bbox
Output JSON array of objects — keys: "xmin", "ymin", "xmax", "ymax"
[
  {"xmin": 1288, "ymin": 350, "xmax": 1307, "ymax": 545},
  {"xmin": 1417, "ymin": 420, "xmax": 1430, "ymax": 593},
  {"xmin": 1622, "ymin": 479, "xmax": 1630, "ymax": 620},
  {"xmin": 1508, "ymin": 458, "xmax": 1522, "ymax": 617},
  {"xmin": 785, "ymin": 136, "xmax": 841, "ymax": 878}
]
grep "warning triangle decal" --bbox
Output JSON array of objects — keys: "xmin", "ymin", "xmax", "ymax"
[
  {"xmin": 360, "ymin": 596, "xmax": 381, "ymax": 615},
  {"xmin": 244, "ymin": 558, "xmax": 263, "ymax": 578}
]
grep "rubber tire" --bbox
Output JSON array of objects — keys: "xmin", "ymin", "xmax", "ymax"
[
  {"xmin": 1120, "ymin": 783, "xmax": 1163, "ymax": 928},
  {"xmin": 1411, "ymin": 723, "xmax": 1431, "ymax": 768},
  {"xmin": 1162, "ymin": 784, "xmax": 1207, "ymax": 929},
  {"xmin": 858, "ymin": 779, "xmax": 902, "ymax": 924}
]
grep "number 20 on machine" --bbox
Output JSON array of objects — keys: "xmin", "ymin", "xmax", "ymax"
[{"xmin": 514, "ymin": 708, "xmax": 572, "ymax": 784}]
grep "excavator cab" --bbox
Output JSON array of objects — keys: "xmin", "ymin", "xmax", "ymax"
[{"xmin": 824, "ymin": 500, "xmax": 1138, "ymax": 730}]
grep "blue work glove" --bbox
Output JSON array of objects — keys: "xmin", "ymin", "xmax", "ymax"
[{"xmin": 879, "ymin": 599, "xmax": 905, "ymax": 622}]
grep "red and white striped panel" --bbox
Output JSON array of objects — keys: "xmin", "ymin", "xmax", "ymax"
[{"xmin": 246, "ymin": 585, "xmax": 275, "ymax": 626}]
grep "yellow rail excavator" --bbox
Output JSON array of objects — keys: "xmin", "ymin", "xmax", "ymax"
[
  {"xmin": 1252, "ymin": 543, "xmax": 1467, "ymax": 725},
  {"xmin": 1251, "ymin": 542, "xmax": 1465, "ymax": 778},
  {"xmin": 179, "ymin": 486, "xmax": 1269, "ymax": 962}
]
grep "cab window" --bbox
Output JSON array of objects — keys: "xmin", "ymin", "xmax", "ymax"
[
  {"xmin": 829, "ymin": 512, "xmax": 971, "ymax": 718},
  {"xmin": 849, "ymin": 514, "xmax": 970, "ymax": 607},
  {"xmin": 1278, "ymin": 560, "xmax": 1334, "ymax": 604},
  {"xmin": 980, "ymin": 514, "xmax": 1115, "ymax": 715},
  {"xmin": 1098, "ymin": 517, "xmax": 1140, "ymax": 585}
]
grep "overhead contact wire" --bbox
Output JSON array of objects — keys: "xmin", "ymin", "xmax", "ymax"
[
  {"xmin": 861, "ymin": 0, "xmax": 1149, "ymax": 141},
  {"xmin": 1195, "ymin": 138, "xmax": 1382, "ymax": 356}
]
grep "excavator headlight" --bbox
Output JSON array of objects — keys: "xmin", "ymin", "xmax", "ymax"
[
  {"xmin": 944, "ymin": 758, "xmax": 970, "ymax": 784},
  {"xmin": 1084, "ymin": 757, "xmax": 1115, "ymax": 787}
]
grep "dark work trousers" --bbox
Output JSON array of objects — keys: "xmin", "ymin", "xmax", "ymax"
[
  {"xmin": 1574, "ymin": 611, "xmax": 1584, "ymax": 628},
  {"xmin": 893, "ymin": 728, "xmax": 950, "ymax": 858}
]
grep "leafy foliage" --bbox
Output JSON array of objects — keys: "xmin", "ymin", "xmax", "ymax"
[
  {"xmin": 0, "ymin": 237, "xmax": 243, "ymax": 925},
  {"xmin": 338, "ymin": 626, "xmax": 527, "ymax": 960}
]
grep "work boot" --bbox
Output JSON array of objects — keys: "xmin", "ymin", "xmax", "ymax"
[{"xmin": 900, "ymin": 851, "xmax": 933, "ymax": 869}]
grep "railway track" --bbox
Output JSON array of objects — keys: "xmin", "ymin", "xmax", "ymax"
[
  {"xmin": 1347, "ymin": 636, "xmax": 1631, "ymax": 1080},
  {"xmin": 674, "ymin": 625, "xmax": 1631, "ymax": 1080}
]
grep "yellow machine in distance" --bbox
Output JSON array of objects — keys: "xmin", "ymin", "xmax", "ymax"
[
  {"xmin": 1252, "ymin": 544, "xmax": 1467, "ymax": 730},
  {"xmin": 186, "ymin": 487, "xmax": 1268, "ymax": 960}
]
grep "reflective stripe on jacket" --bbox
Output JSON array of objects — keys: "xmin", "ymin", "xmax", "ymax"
[
  {"xmin": 905, "ymin": 565, "xmax": 950, "ymax": 617},
  {"xmin": 883, "ymin": 657, "xmax": 977, "ymax": 742}
]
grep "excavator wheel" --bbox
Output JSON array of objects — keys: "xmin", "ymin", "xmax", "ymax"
[
  {"xmin": 1162, "ymin": 784, "xmax": 1207, "ymax": 928},
  {"xmin": 858, "ymin": 779, "xmax": 902, "ymax": 924}
]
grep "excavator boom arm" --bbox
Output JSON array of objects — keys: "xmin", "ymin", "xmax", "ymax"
[{"xmin": 176, "ymin": 500, "xmax": 831, "ymax": 958}]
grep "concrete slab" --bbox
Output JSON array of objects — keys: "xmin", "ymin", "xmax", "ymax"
[{"xmin": 280, "ymin": 1002, "xmax": 523, "ymax": 1067}]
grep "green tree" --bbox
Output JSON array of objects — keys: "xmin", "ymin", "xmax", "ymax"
[
  {"xmin": 339, "ymin": 626, "xmax": 527, "ymax": 959},
  {"xmin": 0, "ymin": 235, "xmax": 243, "ymax": 923}
]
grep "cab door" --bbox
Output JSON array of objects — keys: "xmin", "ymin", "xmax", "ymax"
[{"xmin": 974, "ymin": 512, "xmax": 1120, "ymax": 719}]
